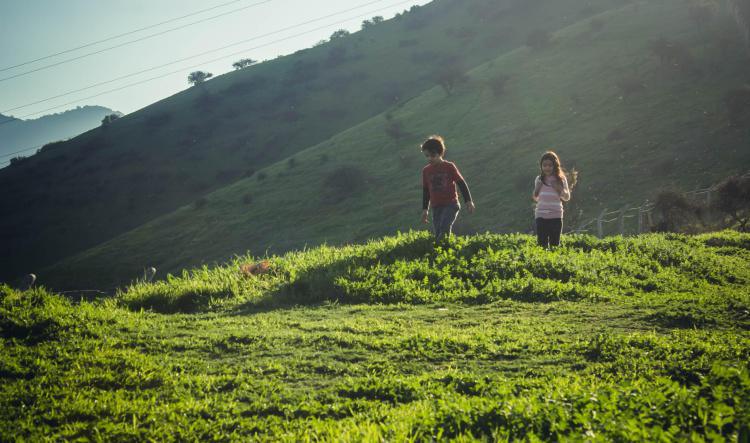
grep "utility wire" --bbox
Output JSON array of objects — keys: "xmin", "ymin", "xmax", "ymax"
[
  {"xmin": 0, "ymin": 0, "xmax": 410, "ymax": 123},
  {"xmin": 0, "ymin": 0, "xmax": 276, "ymax": 83},
  {"xmin": 0, "ymin": 0, "xmax": 248, "ymax": 73},
  {"xmin": 1, "ymin": 0, "xmax": 387, "ymax": 115}
]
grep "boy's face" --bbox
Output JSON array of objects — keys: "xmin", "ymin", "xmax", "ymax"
[{"xmin": 424, "ymin": 151, "xmax": 442, "ymax": 165}]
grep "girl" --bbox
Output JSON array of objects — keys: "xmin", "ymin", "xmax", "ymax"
[{"xmin": 532, "ymin": 151, "xmax": 573, "ymax": 248}]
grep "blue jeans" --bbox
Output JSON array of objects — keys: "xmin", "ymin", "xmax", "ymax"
[{"xmin": 432, "ymin": 203, "xmax": 460, "ymax": 240}]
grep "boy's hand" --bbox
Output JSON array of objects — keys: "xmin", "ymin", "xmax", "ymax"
[
  {"xmin": 421, "ymin": 210, "xmax": 429, "ymax": 224},
  {"xmin": 466, "ymin": 201, "xmax": 476, "ymax": 214}
]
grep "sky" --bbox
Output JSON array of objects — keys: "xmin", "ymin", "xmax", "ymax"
[{"xmin": 0, "ymin": 0, "xmax": 431, "ymax": 119}]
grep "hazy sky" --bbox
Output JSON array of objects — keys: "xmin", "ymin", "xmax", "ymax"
[{"xmin": 0, "ymin": 0, "xmax": 430, "ymax": 119}]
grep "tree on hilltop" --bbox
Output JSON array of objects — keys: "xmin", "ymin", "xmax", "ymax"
[
  {"xmin": 188, "ymin": 71, "xmax": 213, "ymax": 86},
  {"xmin": 232, "ymin": 58, "xmax": 257, "ymax": 70}
]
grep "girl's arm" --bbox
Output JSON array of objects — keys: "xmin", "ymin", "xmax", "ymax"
[
  {"xmin": 559, "ymin": 176, "xmax": 571, "ymax": 202},
  {"xmin": 532, "ymin": 176, "xmax": 542, "ymax": 201}
]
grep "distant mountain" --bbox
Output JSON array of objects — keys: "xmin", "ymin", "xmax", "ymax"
[{"xmin": 0, "ymin": 106, "xmax": 119, "ymax": 161}]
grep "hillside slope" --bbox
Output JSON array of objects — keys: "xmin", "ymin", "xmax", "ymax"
[
  {"xmin": 41, "ymin": 0, "xmax": 750, "ymax": 289},
  {"xmin": 0, "ymin": 0, "xmax": 601, "ymax": 283}
]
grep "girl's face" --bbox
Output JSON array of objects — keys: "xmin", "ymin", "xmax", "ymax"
[{"xmin": 541, "ymin": 159, "xmax": 555, "ymax": 176}]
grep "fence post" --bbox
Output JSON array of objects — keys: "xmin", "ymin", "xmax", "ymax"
[
  {"xmin": 597, "ymin": 208, "xmax": 607, "ymax": 238},
  {"xmin": 618, "ymin": 206, "xmax": 628, "ymax": 235}
]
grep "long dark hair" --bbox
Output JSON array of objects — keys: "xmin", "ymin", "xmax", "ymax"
[{"xmin": 540, "ymin": 151, "xmax": 578, "ymax": 189}]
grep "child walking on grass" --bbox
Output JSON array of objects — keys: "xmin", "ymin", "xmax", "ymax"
[
  {"xmin": 420, "ymin": 135, "xmax": 475, "ymax": 240},
  {"xmin": 533, "ymin": 151, "xmax": 574, "ymax": 248}
]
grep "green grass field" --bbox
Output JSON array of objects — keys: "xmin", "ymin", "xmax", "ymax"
[{"xmin": 3, "ymin": 230, "xmax": 749, "ymax": 440}]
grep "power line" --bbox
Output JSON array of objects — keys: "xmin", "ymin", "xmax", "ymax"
[
  {"xmin": 0, "ymin": 0, "xmax": 248, "ymax": 73},
  {"xmin": 1, "ymin": 0, "xmax": 387, "ymax": 115},
  {"xmin": 0, "ymin": 0, "xmax": 407, "ymax": 121},
  {"xmin": 0, "ymin": 0, "xmax": 276, "ymax": 83}
]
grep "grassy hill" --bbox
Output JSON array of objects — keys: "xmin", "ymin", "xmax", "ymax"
[
  {"xmin": 0, "ymin": 0, "xmax": 601, "ymax": 284},
  {"xmin": 2, "ymin": 230, "xmax": 749, "ymax": 439},
  {"xmin": 40, "ymin": 0, "xmax": 750, "ymax": 289}
]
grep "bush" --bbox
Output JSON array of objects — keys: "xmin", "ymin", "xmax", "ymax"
[
  {"xmin": 323, "ymin": 166, "xmax": 368, "ymax": 201},
  {"xmin": 433, "ymin": 60, "xmax": 468, "ymax": 95},
  {"xmin": 713, "ymin": 175, "xmax": 750, "ymax": 231},
  {"xmin": 101, "ymin": 113, "xmax": 120, "ymax": 127},
  {"xmin": 652, "ymin": 190, "xmax": 704, "ymax": 233},
  {"xmin": 242, "ymin": 193, "xmax": 253, "ymax": 205}
]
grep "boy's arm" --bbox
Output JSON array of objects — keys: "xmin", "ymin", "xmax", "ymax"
[
  {"xmin": 423, "ymin": 186, "xmax": 431, "ymax": 210},
  {"xmin": 456, "ymin": 179, "xmax": 472, "ymax": 204}
]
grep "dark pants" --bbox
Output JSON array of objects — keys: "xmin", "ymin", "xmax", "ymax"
[
  {"xmin": 433, "ymin": 203, "xmax": 460, "ymax": 240},
  {"xmin": 536, "ymin": 217, "xmax": 562, "ymax": 248}
]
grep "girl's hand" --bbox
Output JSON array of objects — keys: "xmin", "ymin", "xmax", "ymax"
[
  {"xmin": 421, "ymin": 210, "xmax": 429, "ymax": 224},
  {"xmin": 466, "ymin": 201, "xmax": 476, "ymax": 214},
  {"xmin": 552, "ymin": 180, "xmax": 564, "ymax": 194}
]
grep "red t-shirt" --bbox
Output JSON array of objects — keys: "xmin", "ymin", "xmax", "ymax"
[{"xmin": 422, "ymin": 161, "xmax": 464, "ymax": 207}]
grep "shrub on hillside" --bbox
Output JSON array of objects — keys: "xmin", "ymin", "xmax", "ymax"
[
  {"xmin": 323, "ymin": 165, "xmax": 368, "ymax": 201},
  {"xmin": 232, "ymin": 58, "xmax": 256, "ymax": 70},
  {"xmin": 433, "ymin": 60, "xmax": 468, "ymax": 95},
  {"xmin": 101, "ymin": 113, "xmax": 120, "ymax": 127},
  {"xmin": 242, "ymin": 193, "xmax": 253, "ymax": 205},
  {"xmin": 713, "ymin": 175, "xmax": 750, "ymax": 231},
  {"xmin": 652, "ymin": 190, "xmax": 705, "ymax": 233}
]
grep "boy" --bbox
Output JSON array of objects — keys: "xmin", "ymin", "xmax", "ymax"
[{"xmin": 420, "ymin": 135, "xmax": 475, "ymax": 240}]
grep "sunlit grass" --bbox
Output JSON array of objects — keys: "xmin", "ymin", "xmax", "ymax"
[{"xmin": 3, "ymin": 230, "xmax": 749, "ymax": 440}]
